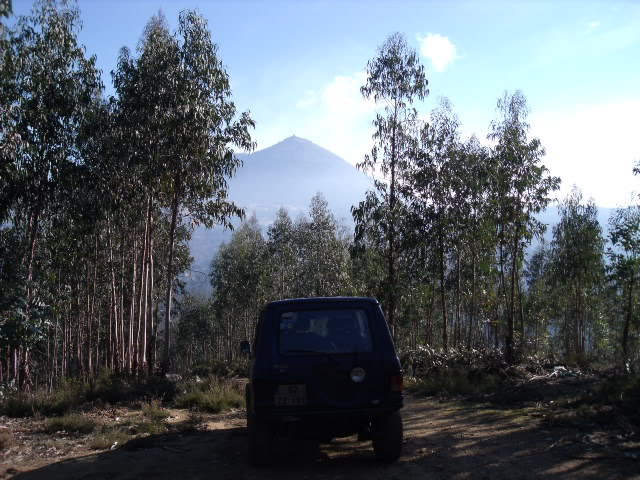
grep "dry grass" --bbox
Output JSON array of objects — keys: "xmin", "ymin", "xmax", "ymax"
[
  {"xmin": 88, "ymin": 425, "xmax": 131, "ymax": 450},
  {"xmin": 406, "ymin": 371, "xmax": 501, "ymax": 398},
  {"xmin": 45, "ymin": 414, "xmax": 97, "ymax": 434},
  {"xmin": 0, "ymin": 428, "xmax": 13, "ymax": 451}
]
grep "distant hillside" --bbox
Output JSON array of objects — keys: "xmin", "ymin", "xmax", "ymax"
[
  {"xmin": 186, "ymin": 136, "xmax": 372, "ymax": 292},
  {"xmin": 535, "ymin": 205, "xmax": 614, "ymax": 247}
]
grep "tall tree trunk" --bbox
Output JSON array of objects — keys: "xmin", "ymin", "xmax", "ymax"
[
  {"xmin": 439, "ymin": 225, "xmax": 448, "ymax": 351},
  {"xmin": 128, "ymin": 237, "xmax": 138, "ymax": 373},
  {"xmin": 517, "ymin": 274, "xmax": 525, "ymax": 353},
  {"xmin": 163, "ymin": 192, "xmax": 180, "ymax": 373},
  {"xmin": 387, "ymin": 101, "xmax": 398, "ymax": 337},
  {"xmin": 506, "ymin": 230, "xmax": 519, "ymax": 364},
  {"xmin": 622, "ymin": 263, "xmax": 634, "ymax": 361},
  {"xmin": 107, "ymin": 219, "xmax": 119, "ymax": 372},
  {"xmin": 467, "ymin": 236, "xmax": 477, "ymax": 349},
  {"xmin": 145, "ymin": 213, "xmax": 154, "ymax": 374},
  {"xmin": 135, "ymin": 209, "xmax": 150, "ymax": 374},
  {"xmin": 455, "ymin": 252, "xmax": 461, "ymax": 347}
]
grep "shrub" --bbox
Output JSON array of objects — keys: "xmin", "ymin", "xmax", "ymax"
[
  {"xmin": 0, "ymin": 428, "xmax": 13, "ymax": 451},
  {"xmin": 141, "ymin": 399, "xmax": 170, "ymax": 421},
  {"xmin": 136, "ymin": 375, "xmax": 179, "ymax": 401},
  {"xmin": 174, "ymin": 378, "xmax": 244, "ymax": 413},
  {"xmin": 589, "ymin": 375, "xmax": 640, "ymax": 428},
  {"xmin": 45, "ymin": 414, "xmax": 97, "ymax": 434},
  {"xmin": 191, "ymin": 358, "xmax": 249, "ymax": 379},
  {"xmin": 1, "ymin": 392, "xmax": 37, "ymax": 417},
  {"xmin": 406, "ymin": 371, "xmax": 501, "ymax": 398},
  {"xmin": 86, "ymin": 370, "xmax": 132, "ymax": 404}
]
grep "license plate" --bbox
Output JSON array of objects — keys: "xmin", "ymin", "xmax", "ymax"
[{"xmin": 275, "ymin": 384, "xmax": 306, "ymax": 406}]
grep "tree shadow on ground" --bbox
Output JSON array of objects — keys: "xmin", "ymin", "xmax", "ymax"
[{"xmin": 13, "ymin": 400, "xmax": 639, "ymax": 480}]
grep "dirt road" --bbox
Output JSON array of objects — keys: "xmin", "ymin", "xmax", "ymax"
[{"xmin": 3, "ymin": 395, "xmax": 639, "ymax": 479}]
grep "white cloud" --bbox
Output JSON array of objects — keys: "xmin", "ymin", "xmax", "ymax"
[
  {"xmin": 588, "ymin": 20, "xmax": 601, "ymax": 31},
  {"xmin": 417, "ymin": 33, "xmax": 457, "ymax": 72},
  {"xmin": 295, "ymin": 90, "xmax": 319, "ymax": 109},
  {"xmin": 530, "ymin": 99, "xmax": 640, "ymax": 207},
  {"xmin": 254, "ymin": 72, "xmax": 378, "ymax": 168}
]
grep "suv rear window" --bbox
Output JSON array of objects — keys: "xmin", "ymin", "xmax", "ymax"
[{"xmin": 279, "ymin": 308, "xmax": 373, "ymax": 354}]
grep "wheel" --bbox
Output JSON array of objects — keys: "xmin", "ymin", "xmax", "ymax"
[
  {"xmin": 372, "ymin": 410, "xmax": 403, "ymax": 463},
  {"xmin": 247, "ymin": 406, "xmax": 271, "ymax": 466}
]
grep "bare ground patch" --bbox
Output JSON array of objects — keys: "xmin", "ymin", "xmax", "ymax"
[{"xmin": 2, "ymin": 389, "xmax": 638, "ymax": 479}]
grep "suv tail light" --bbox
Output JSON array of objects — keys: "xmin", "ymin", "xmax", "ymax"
[{"xmin": 390, "ymin": 374, "xmax": 403, "ymax": 392}]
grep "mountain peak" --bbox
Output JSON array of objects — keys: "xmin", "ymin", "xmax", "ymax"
[{"xmin": 271, "ymin": 134, "xmax": 315, "ymax": 149}]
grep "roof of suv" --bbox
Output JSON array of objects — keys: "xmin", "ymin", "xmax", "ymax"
[{"xmin": 266, "ymin": 297, "xmax": 379, "ymax": 308}]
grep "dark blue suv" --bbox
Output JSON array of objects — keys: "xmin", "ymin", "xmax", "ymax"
[{"xmin": 242, "ymin": 297, "xmax": 404, "ymax": 465}]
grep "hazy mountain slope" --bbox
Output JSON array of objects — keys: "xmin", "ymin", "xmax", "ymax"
[{"xmin": 230, "ymin": 135, "xmax": 372, "ymax": 221}]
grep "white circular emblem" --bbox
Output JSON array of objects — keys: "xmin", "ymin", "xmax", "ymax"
[{"xmin": 351, "ymin": 367, "xmax": 366, "ymax": 383}]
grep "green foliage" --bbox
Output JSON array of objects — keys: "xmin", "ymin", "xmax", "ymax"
[
  {"xmin": 488, "ymin": 91, "xmax": 561, "ymax": 362},
  {"xmin": 45, "ymin": 414, "xmax": 97, "ymax": 434},
  {"xmin": 117, "ymin": 9, "xmax": 256, "ymax": 368},
  {"xmin": 353, "ymin": 32, "xmax": 429, "ymax": 331},
  {"xmin": 607, "ymin": 205, "xmax": 640, "ymax": 364},
  {"xmin": 549, "ymin": 188, "xmax": 605, "ymax": 360}
]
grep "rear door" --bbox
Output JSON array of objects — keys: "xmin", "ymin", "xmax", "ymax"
[{"xmin": 271, "ymin": 302, "xmax": 385, "ymax": 410}]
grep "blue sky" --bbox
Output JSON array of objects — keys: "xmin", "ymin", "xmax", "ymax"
[{"xmin": 11, "ymin": 0, "xmax": 640, "ymax": 207}]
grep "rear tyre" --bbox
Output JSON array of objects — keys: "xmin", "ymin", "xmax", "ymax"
[
  {"xmin": 246, "ymin": 386, "xmax": 272, "ymax": 466},
  {"xmin": 372, "ymin": 410, "xmax": 403, "ymax": 463},
  {"xmin": 248, "ymin": 411, "xmax": 272, "ymax": 466}
]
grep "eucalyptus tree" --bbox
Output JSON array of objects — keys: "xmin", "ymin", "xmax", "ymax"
[
  {"xmin": 210, "ymin": 216, "xmax": 266, "ymax": 360},
  {"xmin": 5, "ymin": 0, "xmax": 101, "ymax": 283},
  {"xmin": 353, "ymin": 32, "xmax": 428, "ymax": 335},
  {"xmin": 109, "ymin": 14, "xmax": 181, "ymax": 374},
  {"xmin": 174, "ymin": 295, "xmax": 215, "ymax": 370},
  {"xmin": 523, "ymin": 243, "xmax": 553, "ymax": 354},
  {"xmin": 410, "ymin": 98, "xmax": 461, "ymax": 350},
  {"xmin": 122, "ymin": 11, "xmax": 255, "ymax": 371},
  {"xmin": 607, "ymin": 205, "xmax": 640, "ymax": 362},
  {"xmin": 1, "ymin": 0, "xmax": 102, "ymax": 386},
  {"xmin": 298, "ymin": 193, "xmax": 353, "ymax": 297},
  {"xmin": 549, "ymin": 188, "xmax": 605, "ymax": 360},
  {"xmin": 487, "ymin": 91, "xmax": 560, "ymax": 363},
  {"xmin": 456, "ymin": 135, "xmax": 496, "ymax": 348},
  {"xmin": 266, "ymin": 208, "xmax": 298, "ymax": 300},
  {"xmin": 0, "ymin": 0, "xmax": 17, "ymax": 222}
]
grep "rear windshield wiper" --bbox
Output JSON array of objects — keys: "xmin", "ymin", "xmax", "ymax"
[{"xmin": 282, "ymin": 349, "xmax": 340, "ymax": 366}]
